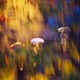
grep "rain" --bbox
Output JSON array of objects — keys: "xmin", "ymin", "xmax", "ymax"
[{"xmin": 0, "ymin": 0, "xmax": 80, "ymax": 80}]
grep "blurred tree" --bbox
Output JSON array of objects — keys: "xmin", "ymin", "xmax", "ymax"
[{"xmin": 0, "ymin": 0, "xmax": 6, "ymax": 10}]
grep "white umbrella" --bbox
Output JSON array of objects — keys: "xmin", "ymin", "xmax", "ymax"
[
  {"xmin": 10, "ymin": 42, "xmax": 22, "ymax": 49},
  {"xmin": 31, "ymin": 38, "xmax": 44, "ymax": 44},
  {"xmin": 10, "ymin": 42, "xmax": 25, "ymax": 51},
  {"xmin": 58, "ymin": 27, "xmax": 70, "ymax": 33}
]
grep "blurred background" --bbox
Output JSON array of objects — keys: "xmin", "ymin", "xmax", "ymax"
[{"xmin": 0, "ymin": 0, "xmax": 80, "ymax": 80}]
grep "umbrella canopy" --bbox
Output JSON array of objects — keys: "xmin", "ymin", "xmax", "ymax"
[
  {"xmin": 58, "ymin": 27, "xmax": 70, "ymax": 33},
  {"xmin": 31, "ymin": 38, "xmax": 44, "ymax": 44},
  {"xmin": 11, "ymin": 42, "xmax": 21, "ymax": 47},
  {"xmin": 10, "ymin": 42, "xmax": 23, "ymax": 51}
]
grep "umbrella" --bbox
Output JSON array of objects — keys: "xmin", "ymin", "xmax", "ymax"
[
  {"xmin": 10, "ymin": 42, "xmax": 22, "ymax": 50},
  {"xmin": 10, "ymin": 42, "xmax": 26, "ymax": 53},
  {"xmin": 58, "ymin": 27, "xmax": 70, "ymax": 33},
  {"xmin": 31, "ymin": 38, "xmax": 44, "ymax": 44},
  {"xmin": 10, "ymin": 42, "xmax": 25, "ymax": 53}
]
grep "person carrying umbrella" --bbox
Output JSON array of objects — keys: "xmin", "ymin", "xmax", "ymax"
[
  {"xmin": 60, "ymin": 31, "xmax": 68, "ymax": 53},
  {"xmin": 31, "ymin": 38, "xmax": 44, "ymax": 74},
  {"xmin": 58, "ymin": 27, "xmax": 70, "ymax": 54},
  {"xmin": 10, "ymin": 42, "xmax": 26, "ymax": 71}
]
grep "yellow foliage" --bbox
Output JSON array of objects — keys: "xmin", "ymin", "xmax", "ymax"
[
  {"xmin": 62, "ymin": 60, "xmax": 74, "ymax": 75},
  {"xmin": 45, "ymin": 65, "xmax": 55, "ymax": 76},
  {"xmin": 57, "ymin": 56, "xmax": 62, "ymax": 70},
  {"xmin": 35, "ymin": 73, "xmax": 48, "ymax": 80},
  {"xmin": 5, "ymin": 0, "xmax": 44, "ymax": 46},
  {"xmin": 0, "ymin": 69, "xmax": 16, "ymax": 80},
  {"xmin": 69, "ymin": 41, "xmax": 80, "ymax": 63},
  {"xmin": 30, "ymin": 73, "xmax": 48, "ymax": 80}
]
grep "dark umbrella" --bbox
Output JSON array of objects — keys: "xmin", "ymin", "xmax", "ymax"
[{"xmin": 58, "ymin": 27, "xmax": 70, "ymax": 33}]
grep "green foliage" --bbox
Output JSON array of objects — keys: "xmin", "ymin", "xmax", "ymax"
[{"xmin": 68, "ymin": 71, "xmax": 80, "ymax": 80}]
